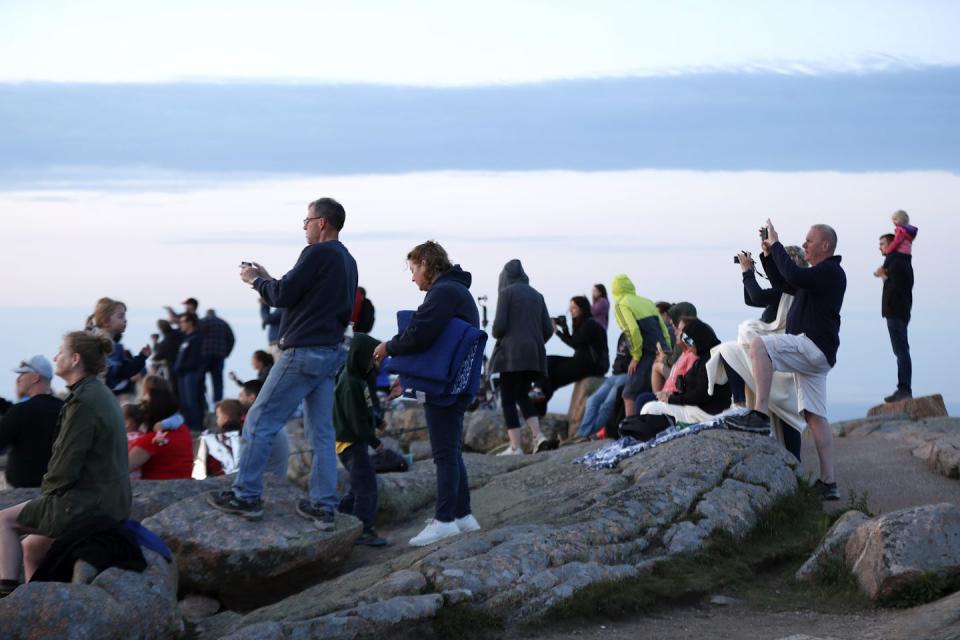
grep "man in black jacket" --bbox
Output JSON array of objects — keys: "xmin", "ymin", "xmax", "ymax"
[
  {"xmin": 875, "ymin": 233, "xmax": 914, "ymax": 402},
  {"xmin": 209, "ymin": 197, "xmax": 357, "ymax": 527},
  {"xmin": 728, "ymin": 221, "xmax": 846, "ymax": 501},
  {"xmin": 0, "ymin": 356, "xmax": 63, "ymax": 488}
]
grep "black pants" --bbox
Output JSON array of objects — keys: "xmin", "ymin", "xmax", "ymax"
[
  {"xmin": 338, "ymin": 444, "xmax": 378, "ymax": 532},
  {"xmin": 500, "ymin": 370, "xmax": 539, "ymax": 429}
]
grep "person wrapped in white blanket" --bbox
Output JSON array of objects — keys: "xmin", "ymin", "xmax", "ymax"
[{"xmin": 706, "ymin": 244, "xmax": 808, "ymax": 460}]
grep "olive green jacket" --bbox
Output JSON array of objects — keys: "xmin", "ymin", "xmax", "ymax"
[{"xmin": 17, "ymin": 376, "xmax": 132, "ymax": 537}]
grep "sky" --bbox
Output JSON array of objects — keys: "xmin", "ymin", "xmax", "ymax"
[{"xmin": 1, "ymin": 1, "xmax": 958, "ymax": 418}]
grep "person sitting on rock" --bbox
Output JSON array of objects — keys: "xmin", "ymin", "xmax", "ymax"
[
  {"xmin": 535, "ymin": 295, "xmax": 609, "ymax": 415},
  {"xmin": 334, "ymin": 331, "xmax": 389, "ymax": 547},
  {"xmin": 638, "ymin": 318, "xmax": 730, "ymax": 424},
  {"xmin": 196, "ymin": 399, "xmax": 244, "ymax": 478},
  {"xmin": 128, "ymin": 384, "xmax": 194, "ymax": 480},
  {"xmin": 0, "ymin": 331, "xmax": 132, "ymax": 598}
]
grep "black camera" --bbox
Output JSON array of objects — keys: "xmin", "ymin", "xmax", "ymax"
[{"xmin": 553, "ymin": 315, "xmax": 567, "ymax": 325}]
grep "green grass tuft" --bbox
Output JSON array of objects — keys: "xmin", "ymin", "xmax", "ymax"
[{"xmin": 879, "ymin": 572, "xmax": 960, "ymax": 608}]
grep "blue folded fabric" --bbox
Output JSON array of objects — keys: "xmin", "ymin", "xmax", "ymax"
[
  {"xmin": 123, "ymin": 520, "xmax": 173, "ymax": 563},
  {"xmin": 387, "ymin": 311, "xmax": 487, "ymax": 397}
]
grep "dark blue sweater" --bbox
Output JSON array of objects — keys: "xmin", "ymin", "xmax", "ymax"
[
  {"xmin": 255, "ymin": 241, "xmax": 358, "ymax": 350},
  {"xmin": 766, "ymin": 243, "xmax": 846, "ymax": 367}
]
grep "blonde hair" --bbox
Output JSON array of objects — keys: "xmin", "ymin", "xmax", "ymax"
[
  {"xmin": 92, "ymin": 297, "xmax": 126, "ymax": 330},
  {"xmin": 892, "ymin": 210, "xmax": 909, "ymax": 225}
]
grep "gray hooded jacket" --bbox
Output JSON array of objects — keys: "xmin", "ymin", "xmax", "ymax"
[{"xmin": 490, "ymin": 259, "xmax": 553, "ymax": 374}]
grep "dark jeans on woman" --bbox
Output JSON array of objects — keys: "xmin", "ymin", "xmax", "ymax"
[
  {"xmin": 886, "ymin": 318, "xmax": 912, "ymax": 393},
  {"xmin": 499, "ymin": 370, "xmax": 538, "ymax": 429},
  {"xmin": 720, "ymin": 357, "xmax": 747, "ymax": 404},
  {"xmin": 632, "ymin": 391, "xmax": 657, "ymax": 413},
  {"xmin": 337, "ymin": 443, "xmax": 379, "ymax": 532},
  {"xmin": 425, "ymin": 396, "xmax": 472, "ymax": 523}
]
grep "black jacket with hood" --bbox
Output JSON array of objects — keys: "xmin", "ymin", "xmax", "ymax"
[
  {"xmin": 490, "ymin": 259, "xmax": 553, "ymax": 374},
  {"xmin": 667, "ymin": 319, "xmax": 731, "ymax": 416}
]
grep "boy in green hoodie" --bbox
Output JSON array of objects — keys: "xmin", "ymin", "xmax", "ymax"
[
  {"xmin": 611, "ymin": 274, "xmax": 673, "ymax": 418},
  {"xmin": 334, "ymin": 332, "xmax": 388, "ymax": 546}
]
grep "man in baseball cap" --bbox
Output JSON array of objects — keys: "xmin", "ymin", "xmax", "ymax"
[{"xmin": 0, "ymin": 355, "xmax": 63, "ymax": 488}]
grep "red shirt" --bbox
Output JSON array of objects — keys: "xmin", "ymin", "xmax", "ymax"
[{"xmin": 128, "ymin": 425, "xmax": 194, "ymax": 480}]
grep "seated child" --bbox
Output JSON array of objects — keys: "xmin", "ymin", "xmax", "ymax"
[
  {"xmin": 883, "ymin": 209, "xmax": 918, "ymax": 256},
  {"xmin": 196, "ymin": 399, "xmax": 244, "ymax": 478},
  {"xmin": 334, "ymin": 332, "xmax": 388, "ymax": 547}
]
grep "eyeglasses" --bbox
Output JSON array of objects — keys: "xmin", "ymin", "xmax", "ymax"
[{"xmin": 303, "ymin": 216, "xmax": 324, "ymax": 226}]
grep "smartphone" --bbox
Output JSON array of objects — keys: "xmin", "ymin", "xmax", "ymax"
[{"xmin": 760, "ymin": 227, "xmax": 769, "ymax": 241}]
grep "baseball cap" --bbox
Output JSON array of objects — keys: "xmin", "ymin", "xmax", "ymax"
[
  {"xmin": 182, "ymin": 297, "xmax": 199, "ymax": 307},
  {"xmin": 14, "ymin": 355, "xmax": 53, "ymax": 380}
]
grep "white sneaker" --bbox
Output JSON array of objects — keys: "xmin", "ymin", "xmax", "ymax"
[
  {"xmin": 497, "ymin": 446, "xmax": 524, "ymax": 456},
  {"xmin": 534, "ymin": 434, "xmax": 549, "ymax": 453},
  {"xmin": 409, "ymin": 519, "xmax": 461, "ymax": 547},
  {"xmin": 455, "ymin": 514, "xmax": 481, "ymax": 533}
]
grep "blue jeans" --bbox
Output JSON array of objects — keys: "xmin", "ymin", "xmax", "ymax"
[
  {"xmin": 338, "ymin": 443, "xmax": 378, "ymax": 532},
  {"xmin": 233, "ymin": 346, "xmax": 346, "ymax": 508},
  {"xmin": 886, "ymin": 318, "xmax": 912, "ymax": 392},
  {"xmin": 576, "ymin": 373, "xmax": 627, "ymax": 437},
  {"xmin": 424, "ymin": 397, "xmax": 472, "ymax": 523}
]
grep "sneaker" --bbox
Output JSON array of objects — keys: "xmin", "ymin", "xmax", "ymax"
[
  {"xmin": 813, "ymin": 479, "xmax": 840, "ymax": 501},
  {"xmin": 355, "ymin": 529, "xmax": 389, "ymax": 547},
  {"xmin": 207, "ymin": 490, "xmax": 264, "ymax": 521},
  {"xmin": 455, "ymin": 514, "xmax": 482, "ymax": 533},
  {"xmin": 497, "ymin": 445, "xmax": 524, "ymax": 456},
  {"xmin": 409, "ymin": 519, "xmax": 461, "ymax": 547},
  {"xmin": 725, "ymin": 410, "xmax": 771, "ymax": 435},
  {"xmin": 296, "ymin": 499, "xmax": 335, "ymax": 531},
  {"xmin": 883, "ymin": 389, "xmax": 913, "ymax": 403}
]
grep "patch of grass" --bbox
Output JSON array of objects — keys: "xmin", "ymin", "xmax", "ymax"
[
  {"xmin": 839, "ymin": 489, "xmax": 875, "ymax": 518},
  {"xmin": 432, "ymin": 605, "xmax": 504, "ymax": 640},
  {"xmin": 543, "ymin": 481, "xmax": 871, "ymax": 622}
]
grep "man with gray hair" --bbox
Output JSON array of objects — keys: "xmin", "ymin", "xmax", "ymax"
[
  {"xmin": 727, "ymin": 220, "xmax": 846, "ymax": 501},
  {"xmin": 0, "ymin": 356, "xmax": 64, "ymax": 488}
]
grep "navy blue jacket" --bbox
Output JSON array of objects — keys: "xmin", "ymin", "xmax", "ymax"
[
  {"xmin": 105, "ymin": 339, "xmax": 147, "ymax": 394},
  {"xmin": 765, "ymin": 243, "xmax": 846, "ymax": 367},
  {"xmin": 255, "ymin": 240, "xmax": 358, "ymax": 350},
  {"xmin": 745, "ymin": 255, "xmax": 783, "ymax": 323},
  {"xmin": 174, "ymin": 331, "xmax": 205, "ymax": 374},
  {"xmin": 386, "ymin": 266, "xmax": 480, "ymax": 403},
  {"xmin": 259, "ymin": 302, "xmax": 283, "ymax": 344}
]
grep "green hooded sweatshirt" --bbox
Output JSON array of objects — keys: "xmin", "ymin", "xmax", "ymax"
[
  {"xmin": 333, "ymin": 333, "xmax": 382, "ymax": 448},
  {"xmin": 610, "ymin": 274, "xmax": 672, "ymax": 361}
]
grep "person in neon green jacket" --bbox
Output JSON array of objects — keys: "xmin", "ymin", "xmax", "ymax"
[{"xmin": 610, "ymin": 274, "xmax": 673, "ymax": 417}]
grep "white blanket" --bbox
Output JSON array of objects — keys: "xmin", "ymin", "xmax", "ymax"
[{"xmin": 705, "ymin": 293, "xmax": 806, "ymax": 435}]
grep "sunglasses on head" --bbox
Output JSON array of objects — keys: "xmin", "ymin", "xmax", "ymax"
[{"xmin": 681, "ymin": 333, "xmax": 695, "ymax": 346}]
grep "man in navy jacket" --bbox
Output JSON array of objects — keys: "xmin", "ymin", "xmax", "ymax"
[
  {"xmin": 728, "ymin": 220, "xmax": 846, "ymax": 501},
  {"xmin": 209, "ymin": 197, "xmax": 358, "ymax": 526}
]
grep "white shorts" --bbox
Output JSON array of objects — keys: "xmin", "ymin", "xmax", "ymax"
[{"xmin": 759, "ymin": 333, "xmax": 831, "ymax": 418}]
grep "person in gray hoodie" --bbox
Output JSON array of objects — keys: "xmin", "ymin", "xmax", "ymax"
[{"xmin": 490, "ymin": 259, "xmax": 554, "ymax": 454}]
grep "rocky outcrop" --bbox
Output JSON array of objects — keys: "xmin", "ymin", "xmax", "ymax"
[
  {"xmin": 131, "ymin": 477, "xmax": 225, "ymax": 520},
  {"xmin": 795, "ymin": 510, "xmax": 870, "ymax": 582},
  {"xmin": 199, "ymin": 430, "xmax": 799, "ymax": 638},
  {"xmin": 845, "ymin": 502, "xmax": 960, "ymax": 602},
  {"xmin": 0, "ymin": 549, "xmax": 181, "ymax": 640},
  {"xmin": 867, "ymin": 394, "xmax": 948, "ymax": 421},
  {"xmin": 463, "ymin": 409, "xmax": 506, "ymax": 452},
  {"xmin": 876, "ymin": 588, "xmax": 960, "ymax": 639},
  {"xmin": 143, "ymin": 477, "xmax": 363, "ymax": 610}
]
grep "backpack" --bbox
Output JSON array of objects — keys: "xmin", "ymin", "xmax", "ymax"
[{"xmin": 618, "ymin": 414, "xmax": 675, "ymax": 442}]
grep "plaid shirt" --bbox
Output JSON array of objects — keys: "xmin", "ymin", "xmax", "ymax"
[{"xmin": 201, "ymin": 315, "xmax": 235, "ymax": 359}]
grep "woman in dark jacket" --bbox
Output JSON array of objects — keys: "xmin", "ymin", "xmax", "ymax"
[
  {"xmin": 538, "ymin": 296, "xmax": 609, "ymax": 414},
  {"xmin": 640, "ymin": 318, "xmax": 730, "ymax": 423},
  {"xmin": 373, "ymin": 241, "xmax": 481, "ymax": 547},
  {"xmin": 0, "ymin": 331, "xmax": 131, "ymax": 597},
  {"xmin": 490, "ymin": 259, "xmax": 554, "ymax": 456}
]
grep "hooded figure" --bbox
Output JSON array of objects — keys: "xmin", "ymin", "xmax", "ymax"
[
  {"xmin": 610, "ymin": 275, "xmax": 672, "ymax": 362},
  {"xmin": 490, "ymin": 259, "xmax": 554, "ymax": 374},
  {"xmin": 333, "ymin": 333, "xmax": 382, "ymax": 448}
]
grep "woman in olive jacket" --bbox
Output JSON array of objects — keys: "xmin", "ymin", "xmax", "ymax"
[{"xmin": 0, "ymin": 331, "xmax": 131, "ymax": 597}]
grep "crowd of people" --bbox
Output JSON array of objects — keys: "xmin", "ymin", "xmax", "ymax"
[{"xmin": 0, "ymin": 197, "xmax": 919, "ymax": 594}]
